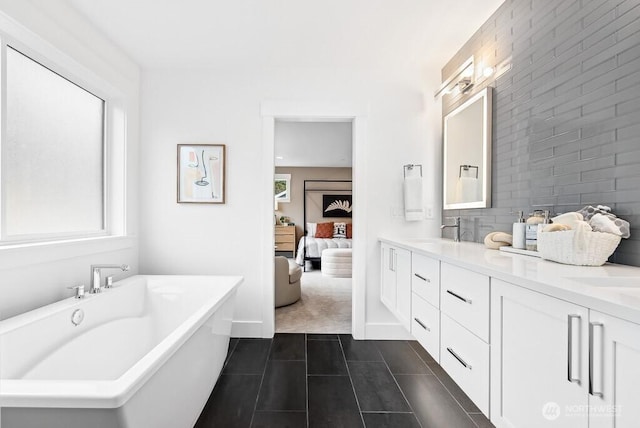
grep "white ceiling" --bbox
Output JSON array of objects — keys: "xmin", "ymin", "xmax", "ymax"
[{"xmin": 65, "ymin": 0, "xmax": 504, "ymax": 71}]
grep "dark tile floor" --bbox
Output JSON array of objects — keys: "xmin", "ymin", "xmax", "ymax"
[{"xmin": 195, "ymin": 334, "xmax": 494, "ymax": 428}]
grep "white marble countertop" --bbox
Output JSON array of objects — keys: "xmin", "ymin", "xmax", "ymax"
[{"xmin": 379, "ymin": 237, "xmax": 640, "ymax": 325}]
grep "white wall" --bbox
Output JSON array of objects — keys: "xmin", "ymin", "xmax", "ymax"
[
  {"xmin": 140, "ymin": 65, "xmax": 442, "ymax": 338},
  {"xmin": 0, "ymin": 0, "xmax": 140, "ymax": 320}
]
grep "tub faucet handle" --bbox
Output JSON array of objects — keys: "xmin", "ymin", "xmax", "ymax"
[
  {"xmin": 105, "ymin": 276, "xmax": 114, "ymax": 288},
  {"xmin": 90, "ymin": 264, "xmax": 130, "ymax": 294},
  {"xmin": 67, "ymin": 284, "xmax": 86, "ymax": 299}
]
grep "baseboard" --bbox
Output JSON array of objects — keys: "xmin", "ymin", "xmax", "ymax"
[
  {"xmin": 231, "ymin": 320, "xmax": 264, "ymax": 338},
  {"xmin": 364, "ymin": 322, "xmax": 414, "ymax": 340}
]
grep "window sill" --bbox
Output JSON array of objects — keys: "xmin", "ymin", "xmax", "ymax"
[{"xmin": 0, "ymin": 235, "xmax": 137, "ymax": 270}]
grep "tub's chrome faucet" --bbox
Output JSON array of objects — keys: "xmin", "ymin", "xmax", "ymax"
[
  {"xmin": 90, "ymin": 264, "xmax": 130, "ymax": 293},
  {"xmin": 441, "ymin": 216, "xmax": 461, "ymax": 242}
]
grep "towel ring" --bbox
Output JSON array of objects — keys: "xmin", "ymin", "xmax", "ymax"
[
  {"xmin": 403, "ymin": 164, "xmax": 423, "ymax": 178},
  {"xmin": 459, "ymin": 164, "xmax": 478, "ymax": 178}
]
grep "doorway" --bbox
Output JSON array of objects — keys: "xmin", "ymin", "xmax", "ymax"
[
  {"xmin": 274, "ymin": 122, "xmax": 353, "ymax": 332},
  {"xmin": 260, "ymin": 101, "xmax": 368, "ymax": 339}
]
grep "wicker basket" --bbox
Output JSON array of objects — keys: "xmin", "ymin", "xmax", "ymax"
[{"xmin": 538, "ymin": 230, "xmax": 621, "ymax": 266}]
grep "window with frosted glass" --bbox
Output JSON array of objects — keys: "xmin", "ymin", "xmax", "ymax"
[{"xmin": 3, "ymin": 47, "xmax": 105, "ymax": 239}]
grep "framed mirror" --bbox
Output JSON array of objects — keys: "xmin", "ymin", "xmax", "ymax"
[{"xmin": 443, "ymin": 87, "xmax": 493, "ymax": 209}]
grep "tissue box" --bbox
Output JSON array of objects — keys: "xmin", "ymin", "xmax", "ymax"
[{"xmin": 538, "ymin": 230, "xmax": 621, "ymax": 266}]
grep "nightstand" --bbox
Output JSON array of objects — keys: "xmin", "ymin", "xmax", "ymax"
[{"xmin": 275, "ymin": 225, "xmax": 296, "ymax": 258}]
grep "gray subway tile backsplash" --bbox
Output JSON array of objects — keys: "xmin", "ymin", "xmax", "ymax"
[{"xmin": 442, "ymin": 0, "xmax": 640, "ymax": 267}]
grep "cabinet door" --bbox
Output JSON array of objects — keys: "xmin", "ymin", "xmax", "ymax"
[
  {"xmin": 491, "ymin": 279, "xmax": 588, "ymax": 428},
  {"xmin": 588, "ymin": 311, "xmax": 640, "ymax": 428},
  {"xmin": 380, "ymin": 244, "xmax": 396, "ymax": 312},
  {"xmin": 395, "ymin": 247, "xmax": 411, "ymax": 331}
]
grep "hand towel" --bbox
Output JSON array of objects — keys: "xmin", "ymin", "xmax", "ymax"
[
  {"xmin": 590, "ymin": 213, "xmax": 631, "ymax": 238},
  {"xmin": 455, "ymin": 176, "xmax": 480, "ymax": 203},
  {"xmin": 484, "ymin": 231, "xmax": 513, "ymax": 249},
  {"xmin": 403, "ymin": 175, "xmax": 424, "ymax": 221}
]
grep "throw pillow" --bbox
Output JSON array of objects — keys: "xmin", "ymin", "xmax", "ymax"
[
  {"xmin": 333, "ymin": 222, "xmax": 347, "ymax": 238},
  {"xmin": 315, "ymin": 222, "xmax": 334, "ymax": 238},
  {"xmin": 306, "ymin": 222, "xmax": 317, "ymax": 237},
  {"xmin": 346, "ymin": 223, "xmax": 353, "ymax": 239}
]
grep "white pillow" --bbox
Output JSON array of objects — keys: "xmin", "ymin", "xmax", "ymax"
[
  {"xmin": 307, "ymin": 222, "xmax": 317, "ymax": 237},
  {"xmin": 333, "ymin": 222, "xmax": 347, "ymax": 238}
]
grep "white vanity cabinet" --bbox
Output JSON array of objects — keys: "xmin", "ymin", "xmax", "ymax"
[
  {"xmin": 588, "ymin": 311, "xmax": 640, "ymax": 428},
  {"xmin": 379, "ymin": 237, "xmax": 640, "ymax": 426},
  {"xmin": 380, "ymin": 243, "xmax": 411, "ymax": 330},
  {"xmin": 491, "ymin": 278, "xmax": 589, "ymax": 428},
  {"xmin": 410, "ymin": 253, "xmax": 441, "ymax": 360}
]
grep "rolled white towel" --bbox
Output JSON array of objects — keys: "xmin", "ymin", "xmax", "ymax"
[
  {"xmin": 543, "ymin": 223, "xmax": 572, "ymax": 232},
  {"xmin": 551, "ymin": 212, "xmax": 583, "ymax": 229},
  {"xmin": 590, "ymin": 213, "xmax": 631, "ymax": 238},
  {"xmin": 484, "ymin": 231, "xmax": 513, "ymax": 250}
]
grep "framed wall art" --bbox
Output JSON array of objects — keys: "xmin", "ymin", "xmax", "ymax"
[
  {"xmin": 322, "ymin": 194, "xmax": 352, "ymax": 218},
  {"xmin": 274, "ymin": 173, "xmax": 291, "ymax": 203},
  {"xmin": 177, "ymin": 144, "xmax": 226, "ymax": 204}
]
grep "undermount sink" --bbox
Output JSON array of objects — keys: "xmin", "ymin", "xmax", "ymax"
[{"xmin": 566, "ymin": 277, "xmax": 640, "ymax": 288}]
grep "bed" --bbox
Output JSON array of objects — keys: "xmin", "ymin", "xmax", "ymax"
[
  {"xmin": 295, "ymin": 236, "xmax": 352, "ymax": 265},
  {"xmin": 298, "ymin": 179, "xmax": 353, "ymax": 271}
]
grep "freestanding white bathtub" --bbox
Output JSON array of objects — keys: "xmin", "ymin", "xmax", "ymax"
[{"xmin": 0, "ymin": 274, "xmax": 242, "ymax": 428}]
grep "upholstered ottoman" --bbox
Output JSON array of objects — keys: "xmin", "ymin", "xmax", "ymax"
[{"xmin": 321, "ymin": 248, "xmax": 352, "ymax": 278}]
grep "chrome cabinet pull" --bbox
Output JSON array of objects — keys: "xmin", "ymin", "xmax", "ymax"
[
  {"xmin": 446, "ymin": 289, "xmax": 472, "ymax": 304},
  {"xmin": 388, "ymin": 248, "xmax": 394, "ymax": 271},
  {"xmin": 447, "ymin": 347, "xmax": 472, "ymax": 370},
  {"xmin": 414, "ymin": 317, "xmax": 430, "ymax": 332},
  {"xmin": 567, "ymin": 314, "xmax": 581, "ymax": 384},
  {"xmin": 414, "ymin": 273, "xmax": 430, "ymax": 283},
  {"xmin": 391, "ymin": 249, "xmax": 396, "ymax": 272},
  {"xmin": 589, "ymin": 322, "xmax": 604, "ymax": 397}
]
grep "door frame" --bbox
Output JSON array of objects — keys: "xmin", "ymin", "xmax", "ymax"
[{"xmin": 260, "ymin": 100, "xmax": 368, "ymax": 339}]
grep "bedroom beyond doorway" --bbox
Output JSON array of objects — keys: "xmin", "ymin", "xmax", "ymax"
[{"xmin": 273, "ymin": 120, "xmax": 353, "ymax": 333}]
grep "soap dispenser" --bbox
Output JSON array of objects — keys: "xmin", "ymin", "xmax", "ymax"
[
  {"xmin": 525, "ymin": 210, "xmax": 545, "ymax": 251},
  {"xmin": 512, "ymin": 211, "xmax": 526, "ymax": 250}
]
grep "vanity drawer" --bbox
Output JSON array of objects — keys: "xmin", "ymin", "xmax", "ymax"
[
  {"xmin": 411, "ymin": 293, "xmax": 440, "ymax": 362},
  {"xmin": 411, "ymin": 253, "xmax": 440, "ymax": 308},
  {"xmin": 440, "ymin": 313, "xmax": 489, "ymax": 416},
  {"xmin": 441, "ymin": 263, "xmax": 490, "ymax": 342}
]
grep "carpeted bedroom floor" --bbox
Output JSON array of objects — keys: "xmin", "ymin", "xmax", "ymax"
[{"xmin": 275, "ymin": 269, "xmax": 352, "ymax": 334}]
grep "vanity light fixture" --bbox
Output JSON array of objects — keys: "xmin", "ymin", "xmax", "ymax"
[
  {"xmin": 434, "ymin": 56, "xmax": 474, "ymax": 100},
  {"xmin": 457, "ymin": 77, "xmax": 474, "ymax": 94}
]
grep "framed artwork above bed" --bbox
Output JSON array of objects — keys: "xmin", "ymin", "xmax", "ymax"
[{"xmin": 322, "ymin": 194, "xmax": 352, "ymax": 218}]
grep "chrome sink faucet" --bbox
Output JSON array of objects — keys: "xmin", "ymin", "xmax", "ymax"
[
  {"xmin": 90, "ymin": 264, "xmax": 130, "ymax": 293},
  {"xmin": 441, "ymin": 216, "xmax": 461, "ymax": 242}
]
